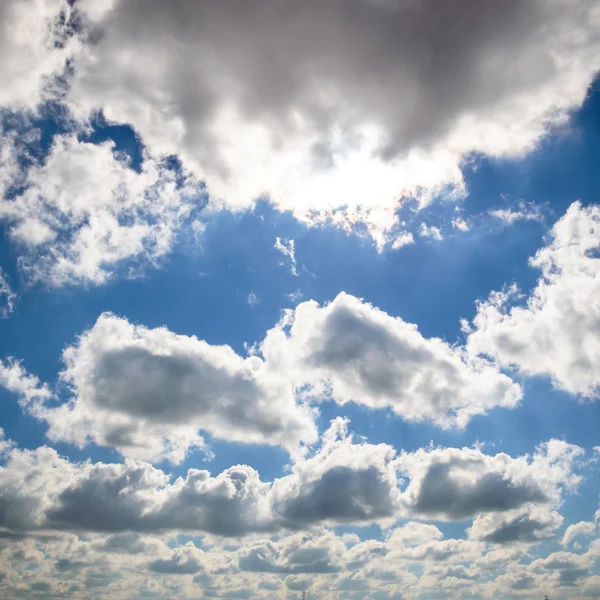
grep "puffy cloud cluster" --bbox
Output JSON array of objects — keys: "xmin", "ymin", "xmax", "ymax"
[
  {"xmin": 37, "ymin": 312, "xmax": 317, "ymax": 463},
  {"xmin": 62, "ymin": 0, "xmax": 600, "ymax": 243},
  {"xmin": 395, "ymin": 439, "xmax": 583, "ymax": 521},
  {"xmin": 261, "ymin": 292, "xmax": 522, "ymax": 428},
  {"xmin": 0, "ymin": 444, "xmax": 595, "ymax": 599},
  {"xmin": 4, "ymin": 292, "xmax": 526, "ymax": 463},
  {"xmin": 0, "ymin": 135, "xmax": 205, "ymax": 286},
  {"xmin": 466, "ymin": 201, "xmax": 600, "ymax": 398},
  {"xmin": 0, "ymin": 421, "xmax": 584, "ymax": 537},
  {"xmin": 1, "ymin": 0, "xmax": 599, "ymax": 260},
  {"xmin": 0, "ymin": 0, "xmax": 77, "ymax": 111}
]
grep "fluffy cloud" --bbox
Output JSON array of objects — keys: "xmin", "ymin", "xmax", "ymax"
[
  {"xmin": 271, "ymin": 418, "xmax": 401, "ymax": 527},
  {"xmin": 0, "ymin": 424, "xmax": 585, "ymax": 540},
  {"xmin": 261, "ymin": 292, "xmax": 522, "ymax": 428},
  {"xmin": 469, "ymin": 505, "xmax": 564, "ymax": 544},
  {"xmin": 395, "ymin": 439, "xmax": 583, "ymax": 520},
  {"xmin": 466, "ymin": 201, "xmax": 600, "ymax": 398},
  {"xmin": 18, "ymin": 292, "xmax": 529, "ymax": 463},
  {"xmin": 55, "ymin": 0, "xmax": 599, "ymax": 244},
  {"xmin": 0, "ymin": 358, "xmax": 52, "ymax": 406},
  {"xmin": 561, "ymin": 520, "xmax": 597, "ymax": 547},
  {"xmin": 0, "ymin": 0, "xmax": 76, "ymax": 111},
  {"xmin": 36, "ymin": 312, "xmax": 317, "ymax": 463},
  {"xmin": 238, "ymin": 528, "xmax": 345, "ymax": 574},
  {"xmin": 0, "ymin": 135, "xmax": 204, "ymax": 286}
]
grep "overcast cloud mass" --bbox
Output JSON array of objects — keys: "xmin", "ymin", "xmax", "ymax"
[{"xmin": 0, "ymin": 0, "xmax": 599, "ymax": 598}]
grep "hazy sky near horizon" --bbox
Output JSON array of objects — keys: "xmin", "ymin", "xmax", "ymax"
[{"xmin": 0, "ymin": 1, "xmax": 600, "ymax": 599}]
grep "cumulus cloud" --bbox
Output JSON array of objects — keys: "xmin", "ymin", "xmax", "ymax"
[
  {"xmin": 36, "ymin": 312, "xmax": 317, "ymax": 463},
  {"xmin": 271, "ymin": 418, "xmax": 401, "ymax": 527},
  {"xmin": 418, "ymin": 223, "xmax": 444, "ymax": 241},
  {"xmin": 49, "ymin": 0, "xmax": 598, "ymax": 244},
  {"xmin": 0, "ymin": 424, "xmax": 585, "ymax": 541},
  {"xmin": 466, "ymin": 201, "xmax": 600, "ymax": 398},
  {"xmin": 0, "ymin": 135, "xmax": 204, "ymax": 286},
  {"xmin": 469, "ymin": 505, "xmax": 563, "ymax": 544},
  {"xmin": 261, "ymin": 292, "xmax": 522, "ymax": 428},
  {"xmin": 0, "ymin": 358, "xmax": 52, "ymax": 406},
  {"xmin": 395, "ymin": 439, "xmax": 584, "ymax": 520},
  {"xmin": 561, "ymin": 520, "xmax": 597, "ymax": 547},
  {"xmin": 489, "ymin": 200, "xmax": 544, "ymax": 225},
  {"xmin": 238, "ymin": 528, "xmax": 345, "ymax": 574},
  {"xmin": 0, "ymin": 447, "xmax": 595, "ymax": 598},
  {"xmin": 0, "ymin": 0, "xmax": 77, "ymax": 111}
]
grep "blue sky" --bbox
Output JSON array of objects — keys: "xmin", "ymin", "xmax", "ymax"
[{"xmin": 0, "ymin": 1, "xmax": 600, "ymax": 599}]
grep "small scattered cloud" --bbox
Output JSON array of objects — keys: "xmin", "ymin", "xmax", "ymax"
[
  {"xmin": 247, "ymin": 291, "xmax": 261, "ymax": 307},
  {"xmin": 418, "ymin": 223, "xmax": 443, "ymax": 241},
  {"xmin": 274, "ymin": 237, "xmax": 298, "ymax": 276}
]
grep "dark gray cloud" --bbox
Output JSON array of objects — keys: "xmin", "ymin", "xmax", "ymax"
[
  {"xmin": 480, "ymin": 513, "xmax": 557, "ymax": 544},
  {"xmin": 276, "ymin": 465, "xmax": 397, "ymax": 526},
  {"xmin": 412, "ymin": 460, "xmax": 546, "ymax": 520},
  {"xmin": 68, "ymin": 0, "xmax": 599, "ymax": 219}
]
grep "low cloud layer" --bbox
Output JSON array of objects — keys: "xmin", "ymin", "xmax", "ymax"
[{"xmin": 0, "ymin": 422, "xmax": 584, "ymax": 536}]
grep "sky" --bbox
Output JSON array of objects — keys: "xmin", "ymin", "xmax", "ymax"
[{"xmin": 0, "ymin": 1, "xmax": 599, "ymax": 599}]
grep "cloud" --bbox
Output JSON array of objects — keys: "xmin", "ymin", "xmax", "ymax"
[
  {"xmin": 466, "ymin": 201, "xmax": 600, "ymax": 398},
  {"xmin": 395, "ymin": 439, "xmax": 584, "ymax": 520},
  {"xmin": 418, "ymin": 223, "xmax": 444, "ymax": 241},
  {"xmin": 561, "ymin": 520, "xmax": 597, "ymax": 547},
  {"xmin": 261, "ymin": 292, "xmax": 522, "ymax": 428},
  {"xmin": 390, "ymin": 231, "xmax": 414, "ymax": 250},
  {"xmin": 238, "ymin": 529, "xmax": 345, "ymax": 574},
  {"xmin": 0, "ymin": 423, "xmax": 585, "ymax": 543},
  {"xmin": 489, "ymin": 200, "xmax": 544, "ymax": 225},
  {"xmin": 0, "ymin": 0, "xmax": 77, "ymax": 111},
  {"xmin": 0, "ymin": 358, "xmax": 52, "ymax": 406},
  {"xmin": 452, "ymin": 217, "xmax": 470, "ymax": 232},
  {"xmin": 274, "ymin": 238, "xmax": 298, "ymax": 276},
  {"xmin": 271, "ymin": 418, "xmax": 401, "ymax": 527},
  {"xmin": 469, "ymin": 505, "xmax": 563, "ymax": 544},
  {"xmin": 0, "ymin": 135, "xmax": 204, "ymax": 286},
  {"xmin": 0, "ymin": 268, "xmax": 16, "ymax": 318},
  {"xmin": 50, "ymin": 0, "xmax": 599, "ymax": 243},
  {"xmin": 35, "ymin": 312, "xmax": 317, "ymax": 463}
]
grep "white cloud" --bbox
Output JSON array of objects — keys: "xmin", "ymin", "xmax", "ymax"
[
  {"xmin": 0, "ymin": 422, "xmax": 583, "ymax": 539},
  {"xmin": 261, "ymin": 292, "xmax": 522, "ymax": 428},
  {"xmin": 466, "ymin": 201, "xmax": 600, "ymax": 398},
  {"xmin": 247, "ymin": 291, "xmax": 261, "ymax": 307},
  {"xmin": 419, "ymin": 223, "xmax": 444, "ymax": 241},
  {"xmin": 0, "ymin": 0, "xmax": 77, "ymax": 111},
  {"xmin": 0, "ymin": 135, "xmax": 203, "ymax": 286},
  {"xmin": 561, "ymin": 520, "xmax": 597, "ymax": 547},
  {"xmin": 0, "ymin": 268, "xmax": 16, "ymax": 317},
  {"xmin": 469, "ymin": 504, "xmax": 564, "ymax": 544},
  {"xmin": 452, "ymin": 217, "xmax": 470, "ymax": 232},
  {"xmin": 390, "ymin": 231, "xmax": 414, "ymax": 250},
  {"xmin": 55, "ymin": 0, "xmax": 600, "ymax": 243},
  {"xmin": 35, "ymin": 313, "xmax": 317, "ymax": 463},
  {"xmin": 489, "ymin": 200, "xmax": 544, "ymax": 224},
  {"xmin": 0, "ymin": 358, "xmax": 52, "ymax": 406},
  {"xmin": 271, "ymin": 418, "xmax": 402, "ymax": 527},
  {"xmin": 274, "ymin": 237, "xmax": 298, "ymax": 276}
]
